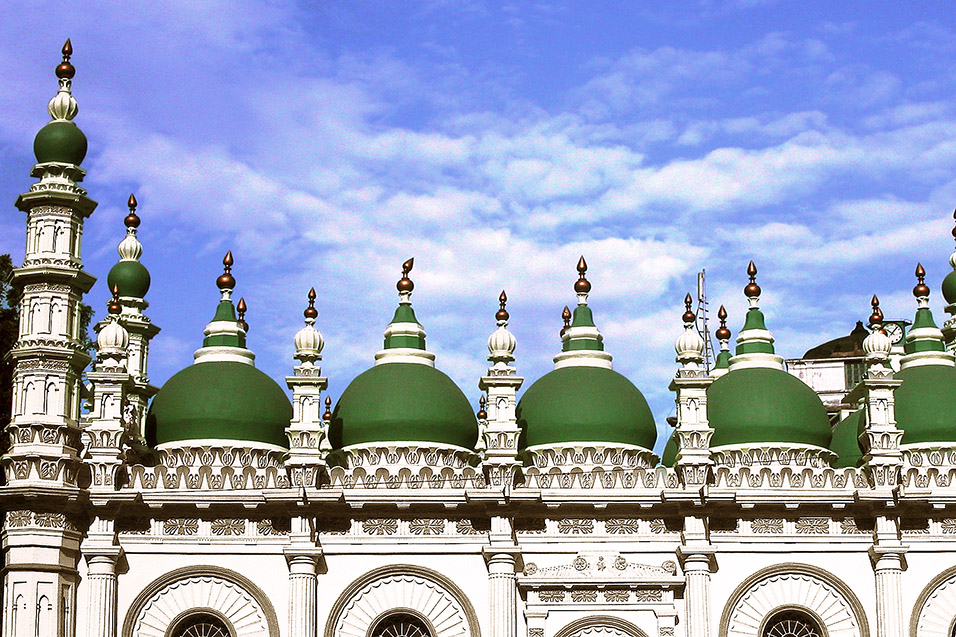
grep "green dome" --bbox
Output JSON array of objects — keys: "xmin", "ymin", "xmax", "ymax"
[
  {"xmin": 516, "ymin": 366, "xmax": 657, "ymax": 449},
  {"xmin": 896, "ymin": 365, "xmax": 956, "ymax": 445},
  {"xmin": 829, "ymin": 409, "xmax": 864, "ymax": 468},
  {"xmin": 330, "ymin": 363, "xmax": 476, "ymax": 449},
  {"xmin": 708, "ymin": 367, "xmax": 831, "ymax": 448},
  {"xmin": 147, "ymin": 361, "xmax": 292, "ymax": 448},
  {"xmin": 943, "ymin": 270, "xmax": 956, "ymax": 305},
  {"xmin": 34, "ymin": 121, "xmax": 87, "ymax": 165},
  {"xmin": 661, "ymin": 431, "xmax": 678, "ymax": 466},
  {"xmin": 107, "ymin": 260, "xmax": 151, "ymax": 299}
]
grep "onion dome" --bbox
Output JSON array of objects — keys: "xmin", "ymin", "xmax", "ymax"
[
  {"xmin": 488, "ymin": 290, "xmax": 516, "ymax": 363},
  {"xmin": 96, "ymin": 286, "xmax": 129, "ymax": 363},
  {"xmin": 712, "ymin": 305, "xmax": 732, "ymax": 376},
  {"xmin": 34, "ymin": 40, "xmax": 87, "ymax": 166},
  {"xmin": 329, "ymin": 259, "xmax": 476, "ymax": 449},
  {"xmin": 293, "ymin": 287, "xmax": 324, "ymax": 364},
  {"xmin": 107, "ymin": 194, "xmax": 151, "ymax": 299},
  {"xmin": 147, "ymin": 253, "xmax": 292, "ymax": 449},
  {"xmin": 516, "ymin": 257, "xmax": 656, "ymax": 450},
  {"xmin": 894, "ymin": 264, "xmax": 956, "ymax": 445},
  {"xmin": 661, "ymin": 431, "xmax": 678, "ymax": 466},
  {"xmin": 675, "ymin": 293, "xmax": 705, "ymax": 367},
  {"xmin": 942, "ymin": 210, "xmax": 956, "ymax": 305},
  {"xmin": 829, "ymin": 409, "xmax": 865, "ymax": 468},
  {"xmin": 708, "ymin": 262, "xmax": 831, "ymax": 449}
]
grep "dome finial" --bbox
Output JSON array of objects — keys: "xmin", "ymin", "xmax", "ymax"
[
  {"xmin": 108, "ymin": 284, "xmax": 122, "ymax": 315},
  {"xmin": 125, "ymin": 193, "xmax": 140, "ymax": 228},
  {"xmin": 864, "ymin": 295, "xmax": 892, "ymax": 368},
  {"xmin": 574, "ymin": 255, "xmax": 591, "ymax": 299},
  {"xmin": 712, "ymin": 305, "xmax": 732, "ymax": 375},
  {"xmin": 48, "ymin": 39, "xmax": 78, "ymax": 121},
  {"xmin": 217, "ymin": 251, "xmax": 236, "ymax": 299},
  {"xmin": 97, "ymin": 283, "xmax": 129, "ymax": 364},
  {"xmin": 869, "ymin": 294, "xmax": 884, "ymax": 328},
  {"xmin": 323, "ymin": 396, "xmax": 332, "ymax": 422},
  {"xmin": 560, "ymin": 305, "xmax": 572, "ymax": 336},
  {"xmin": 488, "ymin": 291, "xmax": 517, "ymax": 364},
  {"xmin": 914, "ymin": 262, "xmax": 930, "ymax": 300},
  {"xmin": 496, "ymin": 290, "xmax": 509, "ymax": 323},
  {"xmin": 682, "ymin": 293, "xmax": 695, "ymax": 325},
  {"xmin": 744, "ymin": 260, "xmax": 761, "ymax": 305},
  {"xmin": 476, "ymin": 395, "xmax": 487, "ymax": 420},
  {"xmin": 237, "ymin": 297, "xmax": 249, "ymax": 333},
  {"xmin": 397, "ymin": 257, "xmax": 415, "ymax": 294},
  {"xmin": 715, "ymin": 305, "xmax": 730, "ymax": 341},
  {"xmin": 304, "ymin": 287, "xmax": 318, "ymax": 320},
  {"xmin": 675, "ymin": 292, "xmax": 705, "ymax": 368}
]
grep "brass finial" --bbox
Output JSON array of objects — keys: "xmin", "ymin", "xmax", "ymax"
[
  {"xmin": 108, "ymin": 284, "xmax": 122, "ymax": 314},
  {"xmin": 125, "ymin": 193, "xmax": 141, "ymax": 228},
  {"xmin": 304, "ymin": 287, "xmax": 318, "ymax": 320},
  {"xmin": 914, "ymin": 263, "xmax": 930, "ymax": 298},
  {"xmin": 744, "ymin": 260, "xmax": 761, "ymax": 298},
  {"xmin": 217, "ymin": 251, "xmax": 235, "ymax": 290},
  {"xmin": 397, "ymin": 257, "xmax": 415, "ymax": 293},
  {"xmin": 560, "ymin": 305, "xmax": 572, "ymax": 336},
  {"xmin": 56, "ymin": 39, "xmax": 75, "ymax": 79},
  {"xmin": 237, "ymin": 297, "xmax": 249, "ymax": 333},
  {"xmin": 496, "ymin": 290, "xmax": 509, "ymax": 322},
  {"xmin": 715, "ymin": 305, "xmax": 730, "ymax": 341},
  {"xmin": 682, "ymin": 293, "xmax": 695, "ymax": 324},
  {"xmin": 951, "ymin": 208, "xmax": 956, "ymax": 242},
  {"xmin": 476, "ymin": 395, "xmax": 487, "ymax": 420},
  {"xmin": 574, "ymin": 255, "xmax": 591, "ymax": 294},
  {"xmin": 869, "ymin": 294, "xmax": 884, "ymax": 327},
  {"xmin": 323, "ymin": 396, "xmax": 332, "ymax": 421}
]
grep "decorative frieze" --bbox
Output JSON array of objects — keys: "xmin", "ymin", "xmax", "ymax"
[
  {"xmin": 126, "ymin": 444, "xmax": 290, "ymax": 490},
  {"xmin": 326, "ymin": 445, "xmax": 485, "ymax": 489}
]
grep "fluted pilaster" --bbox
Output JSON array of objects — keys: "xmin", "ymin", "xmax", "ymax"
[
  {"xmin": 85, "ymin": 554, "xmax": 119, "ymax": 637},
  {"xmin": 873, "ymin": 550, "xmax": 904, "ymax": 637},
  {"xmin": 487, "ymin": 552, "xmax": 517, "ymax": 637},
  {"xmin": 288, "ymin": 555, "xmax": 319, "ymax": 637}
]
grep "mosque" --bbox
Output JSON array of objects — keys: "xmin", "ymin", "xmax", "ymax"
[{"xmin": 6, "ymin": 41, "xmax": 956, "ymax": 637}]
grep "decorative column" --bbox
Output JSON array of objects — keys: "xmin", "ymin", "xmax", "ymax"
[
  {"xmin": 669, "ymin": 293, "xmax": 714, "ymax": 488},
  {"xmin": 483, "ymin": 516, "xmax": 519, "ymax": 637},
  {"xmin": 677, "ymin": 516, "xmax": 715, "ymax": 637},
  {"xmin": 870, "ymin": 516, "xmax": 907, "ymax": 637},
  {"xmin": 286, "ymin": 288, "xmax": 328, "ymax": 487},
  {"xmin": 479, "ymin": 291, "xmax": 523, "ymax": 490},
  {"xmin": 82, "ymin": 517, "xmax": 122, "ymax": 637},
  {"xmin": 285, "ymin": 517, "xmax": 322, "ymax": 637}
]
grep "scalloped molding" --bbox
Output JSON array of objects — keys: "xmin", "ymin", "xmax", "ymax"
[
  {"xmin": 554, "ymin": 616, "xmax": 650, "ymax": 637},
  {"xmin": 122, "ymin": 566, "xmax": 279, "ymax": 637},
  {"xmin": 910, "ymin": 566, "xmax": 956, "ymax": 637},
  {"xmin": 719, "ymin": 563, "xmax": 869, "ymax": 637},
  {"xmin": 325, "ymin": 565, "xmax": 480, "ymax": 637}
]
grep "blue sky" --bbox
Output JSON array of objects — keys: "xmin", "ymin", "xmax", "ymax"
[{"xmin": 2, "ymin": 1, "xmax": 955, "ymax": 451}]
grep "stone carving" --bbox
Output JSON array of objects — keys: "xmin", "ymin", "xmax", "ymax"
[
  {"xmin": 795, "ymin": 517, "xmax": 828, "ymax": 535},
  {"xmin": 570, "ymin": 590, "xmax": 598, "ymax": 602},
  {"xmin": 901, "ymin": 446, "xmax": 956, "ymax": 490},
  {"xmin": 539, "ymin": 589, "xmax": 566, "ymax": 602},
  {"xmin": 941, "ymin": 519, "xmax": 956, "ymax": 534},
  {"xmin": 529, "ymin": 630, "xmax": 544, "ymax": 637},
  {"xmin": 363, "ymin": 519, "xmax": 398, "ymax": 535},
  {"xmin": 603, "ymin": 590, "xmax": 629, "ymax": 602},
  {"xmin": 332, "ymin": 571, "xmax": 473, "ymax": 637},
  {"xmin": 914, "ymin": 571, "xmax": 956, "ymax": 636},
  {"xmin": 127, "ymin": 444, "xmax": 289, "ymax": 491},
  {"xmin": 649, "ymin": 519, "xmax": 667, "ymax": 534},
  {"xmin": 409, "ymin": 519, "xmax": 445, "ymax": 535},
  {"xmin": 840, "ymin": 518, "xmax": 866, "ymax": 535},
  {"xmin": 211, "ymin": 519, "xmax": 245, "ymax": 536},
  {"xmin": 752, "ymin": 519, "xmax": 784, "ymax": 534},
  {"xmin": 163, "ymin": 519, "xmax": 199, "ymax": 536},
  {"xmin": 5, "ymin": 510, "xmax": 33, "ymax": 528},
  {"xmin": 605, "ymin": 518, "xmax": 640, "ymax": 534},
  {"xmin": 726, "ymin": 571, "xmax": 861, "ymax": 637},
  {"xmin": 5, "ymin": 510, "xmax": 76, "ymax": 531},
  {"xmin": 257, "ymin": 519, "xmax": 290, "ymax": 536},
  {"xmin": 327, "ymin": 445, "xmax": 484, "ymax": 490},
  {"xmin": 712, "ymin": 446, "xmax": 854, "ymax": 491},
  {"xmin": 130, "ymin": 573, "xmax": 271, "ymax": 637},
  {"xmin": 455, "ymin": 519, "xmax": 479, "ymax": 535},
  {"xmin": 634, "ymin": 589, "xmax": 662, "ymax": 602},
  {"xmin": 558, "ymin": 519, "xmax": 594, "ymax": 534},
  {"xmin": 522, "ymin": 445, "xmax": 664, "ymax": 490},
  {"xmin": 521, "ymin": 554, "xmax": 675, "ymax": 580},
  {"xmin": 660, "ymin": 629, "xmax": 675, "ymax": 636}
]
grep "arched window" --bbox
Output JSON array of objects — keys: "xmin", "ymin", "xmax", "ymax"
[
  {"xmin": 370, "ymin": 613, "xmax": 432, "ymax": 637},
  {"xmin": 169, "ymin": 612, "xmax": 232, "ymax": 637},
  {"xmin": 762, "ymin": 609, "xmax": 822, "ymax": 637}
]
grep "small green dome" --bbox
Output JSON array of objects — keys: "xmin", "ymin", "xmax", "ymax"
[
  {"xmin": 34, "ymin": 121, "xmax": 87, "ymax": 165},
  {"xmin": 708, "ymin": 367, "xmax": 831, "ymax": 448},
  {"xmin": 942, "ymin": 270, "xmax": 956, "ymax": 305},
  {"xmin": 330, "ymin": 363, "xmax": 476, "ymax": 449},
  {"xmin": 896, "ymin": 365, "xmax": 956, "ymax": 445},
  {"xmin": 147, "ymin": 361, "xmax": 292, "ymax": 448},
  {"xmin": 829, "ymin": 409, "xmax": 864, "ymax": 468},
  {"xmin": 516, "ymin": 366, "xmax": 657, "ymax": 449},
  {"xmin": 107, "ymin": 260, "xmax": 151, "ymax": 299},
  {"xmin": 661, "ymin": 431, "xmax": 678, "ymax": 466}
]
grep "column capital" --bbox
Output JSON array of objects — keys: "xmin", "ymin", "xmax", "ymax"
[{"xmin": 676, "ymin": 545, "xmax": 717, "ymax": 572}]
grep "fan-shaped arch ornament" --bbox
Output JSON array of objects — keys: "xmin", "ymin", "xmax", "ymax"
[
  {"xmin": 122, "ymin": 566, "xmax": 279, "ymax": 637},
  {"xmin": 911, "ymin": 567, "xmax": 956, "ymax": 636},
  {"xmin": 553, "ymin": 616, "xmax": 650, "ymax": 637},
  {"xmin": 719, "ymin": 564, "xmax": 869, "ymax": 637},
  {"xmin": 326, "ymin": 565, "xmax": 480, "ymax": 637}
]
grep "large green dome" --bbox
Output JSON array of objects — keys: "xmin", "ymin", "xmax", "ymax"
[
  {"xmin": 330, "ymin": 363, "xmax": 477, "ymax": 449},
  {"xmin": 708, "ymin": 367, "xmax": 831, "ymax": 449},
  {"xmin": 516, "ymin": 366, "xmax": 657, "ymax": 449},
  {"xmin": 896, "ymin": 365, "xmax": 956, "ymax": 445},
  {"xmin": 148, "ymin": 361, "xmax": 292, "ymax": 448},
  {"xmin": 829, "ymin": 409, "xmax": 864, "ymax": 468},
  {"xmin": 107, "ymin": 260, "xmax": 151, "ymax": 299},
  {"xmin": 942, "ymin": 270, "xmax": 956, "ymax": 305},
  {"xmin": 34, "ymin": 120, "xmax": 87, "ymax": 165}
]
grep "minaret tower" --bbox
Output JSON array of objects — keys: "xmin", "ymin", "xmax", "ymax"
[
  {"xmin": 103, "ymin": 193, "xmax": 160, "ymax": 444},
  {"xmin": 940, "ymin": 209, "xmax": 956, "ymax": 352},
  {"xmin": 2, "ymin": 40, "xmax": 93, "ymax": 637}
]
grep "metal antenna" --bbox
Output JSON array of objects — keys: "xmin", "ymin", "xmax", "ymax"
[{"xmin": 697, "ymin": 269, "xmax": 714, "ymax": 372}]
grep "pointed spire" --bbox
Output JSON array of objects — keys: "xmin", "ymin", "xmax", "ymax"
[
  {"xmin": 730, "ymin": 261, "xmax": 783, "ymax": 370},
  {"xmin": 48, "ymin": 39, "xmax": 78, "ymax": 122},
  {"xmin": 553, "ymin": 258, "xmax": 612, "ymax": 369},
  {"xmin": 323, "ymin": 396, "xmax": 333, "ymax": 422},
  {"xmin": 377, "ymin": 257, "xmax": 434, "ymax": 366},
  {"xmin": 488, "ymin": 290, "xmax": 517, "ymax": 365},
  {"xmin": 864, "ymin": 295, "xmax": 892, "ymax": 372},
  {"xmin": 237, "ymin": 297, "xmax": 249, "ymax": 333},
  {"xmin": 194, "ymin": 251, "xmax": 253, "ymax": 363},
  {"xmin": 217, "ymin": 251, "xmax": 236, "ymax": 299},
  {"xmin": 294, "ymin": 288, "xmax": 324, "ymax": 365},
  {"xmin": 108, "ymin": 284, "xmax": 122, "ymax": 315},
  {"xmin": 675, "ymin": 293, "xmax": 705, "ymax": 369},
  {"xmin": 476, "ymin": 395, "xmax": 487, "ymax": 421},
  {"xmin": 117, "ymin": 193, "xmax": 144, "ymax": 262},
  {"xmin": 712, "ymin": 305, "xmax": 732, "ymax": 375},
  {"xmin": 902, "ymin": 263, "xmax": 951, "ymax": 366}
]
